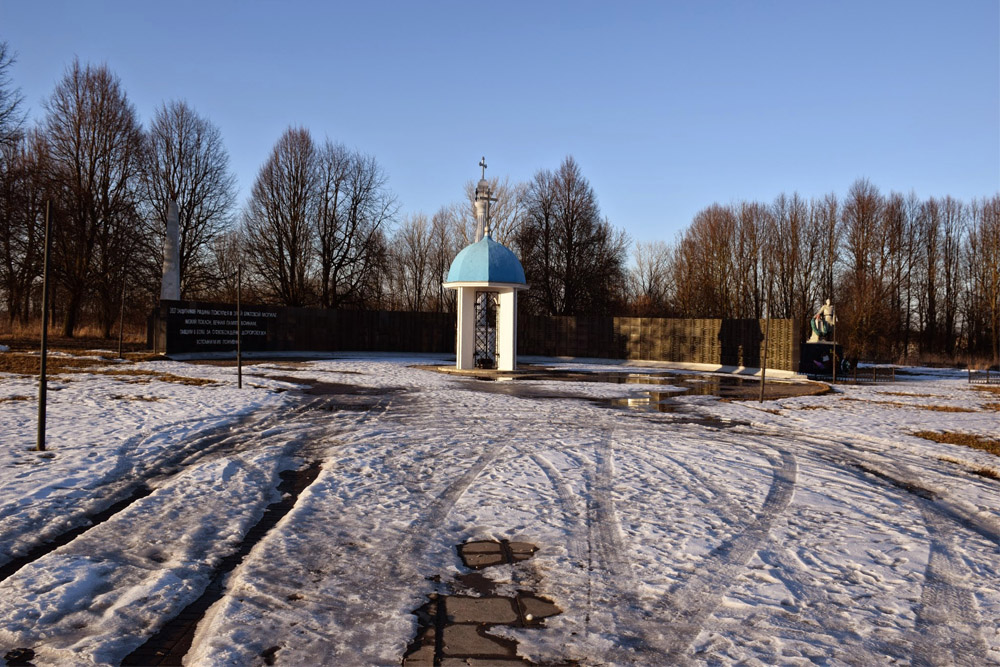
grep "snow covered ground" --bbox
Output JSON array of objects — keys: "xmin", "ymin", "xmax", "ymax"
[{"xmin": 0, "ymin": 352, "xmax": 998, "ymax": 665}]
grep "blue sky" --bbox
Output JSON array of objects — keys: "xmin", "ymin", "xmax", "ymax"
[{"xmin": 2, "ymin": 0, "xmax": 998, "ymax": 243}]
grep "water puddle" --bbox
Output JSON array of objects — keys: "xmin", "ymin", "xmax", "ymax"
[
  {"xmin": 404, "ymin": 540, "xmax": 565, "ymax": 665},
  {"xmin": 450, "ymin": 368, "xmax": 822, "ymax": 405}
]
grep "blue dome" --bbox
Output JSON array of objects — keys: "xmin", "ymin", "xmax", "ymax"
[{"xmin": 446, "ymin": 235, "xmax": 526, "ymax": 285}]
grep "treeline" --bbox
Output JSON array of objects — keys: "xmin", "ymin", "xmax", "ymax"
[
  {"xmin": 630, "ymin": 183, "xmax": 1000, "ymax": 365},
  {"xmin": 1, "ymin": 46, "xmax": 997, "ymax": 365}
]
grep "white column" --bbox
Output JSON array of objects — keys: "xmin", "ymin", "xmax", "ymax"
[
  {"xmin": 160, "ymin": 200, "xmax": 181, "ymax": 301},
  {"xmin": 497, "ymin": 289, "xmax": 517, "ymax": 371},
  {"xmin": 456, "ymin": 286, "xmax": 477, "ymax": 369}
]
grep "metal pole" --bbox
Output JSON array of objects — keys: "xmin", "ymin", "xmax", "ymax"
[
  {"xmin": 237, "ymin": 262, "xmax": 242, "ymax": 389},
  {"xmin": 36, "ymin": 201, "xmax": 51, "ymax": 452},
  {"xmin": 831, "ymin": 342, "xmax": 837, "ymax": 384},
  {"xmin": 759, "ymin": 310, "xmax": 770, "ymax": 403},
  {"xmin": 117, "ymin": 267, "xmax": 126, "ymax": 359}
]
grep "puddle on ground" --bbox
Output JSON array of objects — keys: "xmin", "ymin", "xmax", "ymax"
[
  {"xmin": 446, "ymin": 367, "xmax": 826, "ymax": 416},
  {"xmin": 404, "ymin": 540, "xmax": 565, "ymax": 665}
]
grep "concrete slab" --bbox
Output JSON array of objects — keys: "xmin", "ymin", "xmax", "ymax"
[
  {"xmin": 519, "ymin": 594, "xmax": 561, "ymax": 620},
  {"xmin": 461, "ymin": 541, "xmax": 504, "ymax": 554},
  {"xmin": 507, "ymin": 542, "xmax": 536, "ymax": 556},
  {"xmin": 442, "ymin": 625, "xmax": 515, "ymax": 658},
  {"xmin": 441, "ymin": 659, "xmax": 526, "ymax": 665},
  {"xmin": 446, "ymin": 596, "xmax": 519, "ymax": 624},
  {"xmin": 403, "ymin": 644, "xmax": 436, "ymax": 665},
  {"xmin": 464, "ymin": 553, "xmax": 505, "ymax": 568}
]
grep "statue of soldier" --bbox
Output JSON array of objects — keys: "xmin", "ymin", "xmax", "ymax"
[{"xmin": 808, "ymin": 299, "xmax": 836, "ymax": 342}]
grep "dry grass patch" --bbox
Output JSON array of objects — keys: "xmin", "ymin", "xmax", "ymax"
[
  {"xmin": 841, "ymin": 397, "xmax": 976, "ymax": 412},
  {"xmin": 938, "ymin": 457, "xmax": 1000, "ymax": 480},
  {"xmin": 0, "ymin": 353, "xmax": 122, "ymax": 376},
  {"xmin": 794, "ymin": 404, "xmax": 830, "ymax": 410},
  {"xmin": 111, "ymin": 394, "xmax": 162, "ymax": 402},
  {"xmin": 0, "ymin": 353, "xmax": 217, "ymax": 386},
  {"xmin": 972, "ymin": 385, "xmax": 1000, "ymax": 396},
  {"xmin": 916, "ymin": 430, "xmax": 1000, "ymax": 457},
  {"xmin": 878, "ymin": 391, "xmax": 940, "ymax": 398},
  {"xmin": 96, "ymin": 369, "xmax": 218, "ymax": 386},
  {"xmin": 0, "ymin": 395, "xmax": 31, "ymax": 402}
]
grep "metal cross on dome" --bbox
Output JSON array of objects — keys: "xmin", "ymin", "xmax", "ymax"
[{"xmin": 479, "ymin": 156, "xmax": 487, "ymax": 179}]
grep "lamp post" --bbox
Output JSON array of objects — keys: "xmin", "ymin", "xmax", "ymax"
[
  {"xmin": 237, "ymin": 262, "xmax": 242, "ymax": 389},
  {"xmin": 36, "ymin": 201, "xmax": 52, "ymax": 452}
]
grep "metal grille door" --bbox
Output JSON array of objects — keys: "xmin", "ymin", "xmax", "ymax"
[{"xmin": 474, "ymin": 291, "xmax": 499, "ymax": 369}]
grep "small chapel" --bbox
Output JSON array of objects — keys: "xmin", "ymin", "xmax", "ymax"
[{"xmin": 443, "ymin": 159, "xmax": 528, "ymax": 371}]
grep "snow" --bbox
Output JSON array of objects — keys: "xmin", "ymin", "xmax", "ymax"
[{"xmin": 0, "ymin": 354, "xmax": 998, "ymax": 665}]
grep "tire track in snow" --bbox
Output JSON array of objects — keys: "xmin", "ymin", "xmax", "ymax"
[
  {"xmin": 0, "ymin": 392, "xmax": 365, "ymax": 585},
  {"xmin": 653, "ymin": 445, "xmax": 798, "ymax": 663},
  {"xmin": 911, "ymin": 504, "xmax": 990, "ymax": 666},
  {"xmin": 754, "ymin": 427, "xmax": 1000, "ymax": 542},
  {"xmin": 526, "ymin": 448, "xmax": 599, "ymax": 635},
  {"xmin": 629, "ymin": 441, "xmax": 752, "ymax": 526},
  {"xmin": 0, "ymin": 398, "xmax": 301, "ymax": 575},
  {"xmin": 583, "ymin": 430, "xmax": 662, "ymax": 658},
  {"xmin": 529, "ymin": 452, "xmax": 587, "ymax": 564},
  {"xmin": 734, "ymin": 427, "xmax": 996, "ymax": 663},
  {"xmin": 754, "ymin": 546, "xmax": 906, "ymax": 663},
  {"xmin": 389, "ymin": 435, "xmax": 510, "ymax": 580}
]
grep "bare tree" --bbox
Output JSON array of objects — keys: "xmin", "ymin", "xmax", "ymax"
[
  {"xmin": 967, "ymin": 195, "xmax": 1000, "ymax": 365},
  {"xmin": 314, "ymin": 143, "xmax": 395, "ymax": 308},
  {"xmin": 144, "ymin": 100, "xmax": 237, "ymax": 298},
  {"xmin": 628, "ymin": 240, "xmax": 674, "ymax": 316},
  {"xmin": 389, "ymin": 213, "xmax": 433, "ymax": 311},
  {"xmin": 0, "ymin": 41, "xmax": 25, "ymax": 149},
  {"xmin": 0, "ymin": 130, "xmax": 49, "ymax": 323},
  {"xmin": 678, "ymin": 203, "xmax": 738, "ymax": 317},
  {"xmin": 815, "ymin": 192, "xmax": 840, "ymax": 300},
  {"xmin": 734, "ymin": 201, "xmax": 768, "ymax": 318},
  {"xmin": 207, "ymin": 227, "xmax": 246, "ymax": 303},
  {"xmin": 917, "ymin": 197, "xmax": 941, "ymax": 354},
  {"xmin": 516, "ymin": 157, "xmax": 628, "ymax": 315},
  {"xmin": 838, "ymin": 178, "xmax": 902, "ymax": 358},
  {"xmin": 428, "ymin": 206, "xmax": 457, "ymax": 312},
  {"xmin": 243, "ymin": 127, "xmax": 317, "ymax": 307},
  {"xmin": 939, "ymin": 196, "xmax": 964, "ymax": 356},
  {"xmin": 44, "ymin": 60, "xmax": 145, "ymax": 336},
  {"xmin": 457, "ymin": 175, "xmax": 525, "ymax": 246}
]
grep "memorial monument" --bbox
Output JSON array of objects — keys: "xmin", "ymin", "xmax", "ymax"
[
  {"xmin": 800, "ymin": 298, "xmax": 843, "ymax": 375},
  {"xmin": 160, "ymin": 200, "xmax": 180, "ymax": 301},
  {"xmin": 443, "ymin": 159, "xmax": 528, "ymax": 371},
  {"xmin": 808, "ymin": 298, "xmax": 836, "ymax": 342}
]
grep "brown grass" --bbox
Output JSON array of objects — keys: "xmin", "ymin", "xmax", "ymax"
[
  {"xmin": 879, "ymin": 391, "xmax": 939, "ymax": 398},
  {"xmin": 97, "ymin": 370, "xmax": 218, "ymax": 386},
  {"xmin": 938, "ymin": 456, "xmax": 1000, "ymax": 480},
  {"xmin": 916, "ymin": 431, "xmax": 1000, "ymax": 457},
  {"xmin": 0, "ymin": 351, "xmax": 215, "ymax": 386},
  {"xmin": 0, "ymin": 353, "xmax": 120, "ymax": 375},
  {"xmin": 795, "ymin": 404, "xmax": 830, "ymax": 410},
  {"xmin": 0, "ymin": 395, "xmax": 31, "ymax": 402},
  {"xmin": 972, "ymin": 385, "xmax": 1000, "ymax": 396},
  {"xmin": 841, "ymin": 397, "xmax": 977, "ymax": 412},
  {"xmin": 111, "ymin": 394, "xmax": 162, "ymax": 402}
]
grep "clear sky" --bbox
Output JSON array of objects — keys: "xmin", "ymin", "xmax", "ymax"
[{"xmin": 2, "ymin": 0, "xmax": 998, "ymax": 243}]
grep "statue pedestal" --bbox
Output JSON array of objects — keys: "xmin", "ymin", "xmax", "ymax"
[{"xmin": 799, "ymin": 341, "xmax": 844, "ymax": 375}]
